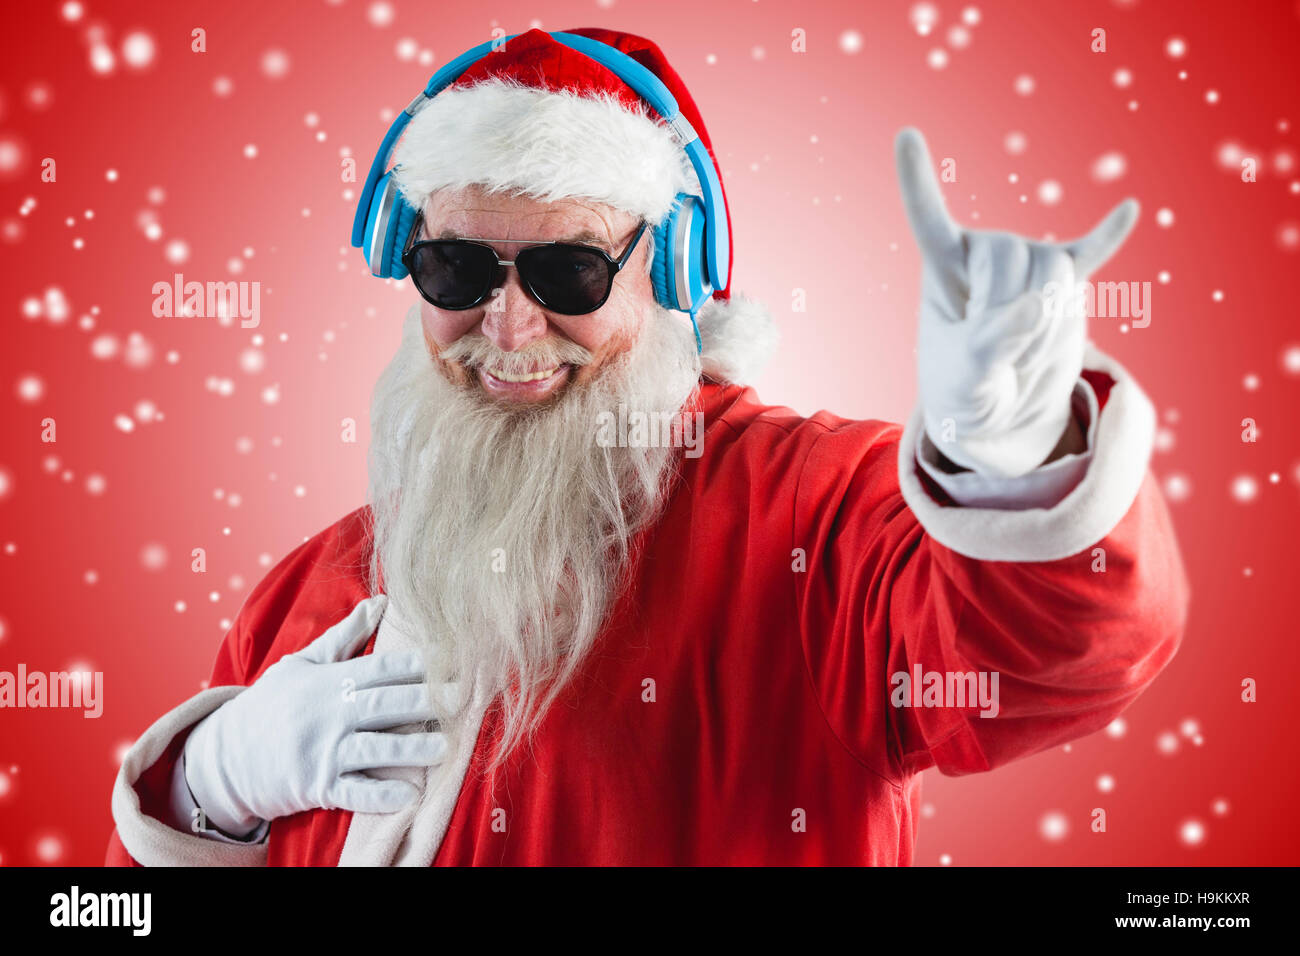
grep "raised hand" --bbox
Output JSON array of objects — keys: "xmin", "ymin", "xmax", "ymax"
[{"xmin": 895, "ymin": 127, "xmax": 1138, "ymax": 478}]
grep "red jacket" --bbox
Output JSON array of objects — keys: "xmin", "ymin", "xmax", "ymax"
[{"xmin": 106, "ymin": 362, "xmax": 1189, "ymax": 865}]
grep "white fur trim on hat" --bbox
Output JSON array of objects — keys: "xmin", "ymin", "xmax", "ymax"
[
  {"xmin": 697, "ymin": 293, "xmax": 779, "ymax": 387},
  {"xmin": 896, "ymin": 342, "xmax": 1156, "ymax": 562},
  {"xmin": 392, "ymin": 77, "xmax": 701, "ymax": 223}
]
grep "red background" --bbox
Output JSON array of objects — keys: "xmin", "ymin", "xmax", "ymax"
[{"xmin": 1, "ymin": 0, "xmax": 1297, "ymax": 866}]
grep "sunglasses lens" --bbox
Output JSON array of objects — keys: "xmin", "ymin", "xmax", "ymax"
[
  {"xmin": 518, "ymin": 246, "xmax": 612, "ymax": 314},
  {"xmin": 407, "ymin": 242, "xmax": 495, "ymax": 309}
]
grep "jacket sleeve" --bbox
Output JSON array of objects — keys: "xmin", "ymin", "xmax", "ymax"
[
  {"xmin": 793, "ymin": 343, "xmax": 1191, "ymax": 781},
  {"xmin": 103, "ymin": 519, "xmax": 353, "ymax": 866}
]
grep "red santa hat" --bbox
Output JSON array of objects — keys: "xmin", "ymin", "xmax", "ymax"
[{"xmin": 390, "ymin": 27, "xmax": 776, "ymax": 386}]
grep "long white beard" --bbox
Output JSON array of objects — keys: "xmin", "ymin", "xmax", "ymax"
[{"xmin": 366, "ymin": 303, "xmax": 701, "ymax": 777}]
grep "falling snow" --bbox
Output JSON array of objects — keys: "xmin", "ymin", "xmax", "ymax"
[
  {"xmin": 122, "ymin": 32, "xmax": 156, "ymax": 69},
  {"xmin": 261, "ymin": 49, "xmax": 290, "ymax": 78},
  {"xmin": 1039, "ymin": 812, "xmax": 1068, "ymax": 842},
  {"xmin": 1231, "ymin": 475, "xmax": 1258, "ymax": 503},
  {"xmin": 1090, "ymin": 152, "xmax": 1127, "ymax": 183}
]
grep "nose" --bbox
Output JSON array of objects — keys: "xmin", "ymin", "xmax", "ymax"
[{"xmin": 480, "ymin": 265, "xmax": 550, "ymax": 352}]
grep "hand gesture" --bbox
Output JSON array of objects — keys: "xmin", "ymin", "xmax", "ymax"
[
  {"xmin": 895, "ymin": 127, "xmax": 1138, "ymax": 477},
  {"xmin": 183, "ymin": 595, "xmax": 453, "ymax": 836}
]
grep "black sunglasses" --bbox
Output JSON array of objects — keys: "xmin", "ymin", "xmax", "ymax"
[{"xmin": 401, "ymin": 217, "xmax": 650, "ymax": 316}]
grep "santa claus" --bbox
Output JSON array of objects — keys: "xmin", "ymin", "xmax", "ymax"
[{"xmin": 106, "ymin": 27, "xmax": 1188, "ymax": 866}]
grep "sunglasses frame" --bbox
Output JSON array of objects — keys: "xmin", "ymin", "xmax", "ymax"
[{"xmin": 401, "ymin": 216, "xmax": 650, "ymax": 315}]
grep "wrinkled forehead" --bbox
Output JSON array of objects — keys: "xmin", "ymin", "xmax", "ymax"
[{"xmin": 421, "ymin": 185, "xmax": 635, "ymax": 251}]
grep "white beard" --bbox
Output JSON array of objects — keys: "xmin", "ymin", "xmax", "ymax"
[{"xmin": 366, "ymin": 303, "xmax": 701, "ymax": 777}]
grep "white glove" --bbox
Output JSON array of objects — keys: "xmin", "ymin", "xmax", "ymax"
[
  {"xmin": 182, "ymin": 594, "xmax": 449, "ymax": 837},
  {"xmin": 895, "ymin": 127, "xmax": 1138, "ymax": 478}
]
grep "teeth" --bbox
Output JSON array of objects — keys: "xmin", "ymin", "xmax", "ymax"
[{"xmin": 486, "ymin": 366, "xmax": 559, "ymax": 384}]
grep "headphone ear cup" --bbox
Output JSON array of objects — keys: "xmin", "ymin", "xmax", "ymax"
[
  {"xmin": 651, "ymin": 193, "xmax": 713, "ymax": 314},
  {"xmin": 650, "ymin": 210, "xmax": 676, "ymax": 313},
  {"xmin": 362, "ymin": 172, "xmax": 419, "ymax": 279},
  {"xmin": 386, "ymin": 195, "xmax": 418, "ymax": 281}
]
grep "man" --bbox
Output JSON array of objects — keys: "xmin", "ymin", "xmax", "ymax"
[{"xmin": 107, "ymin": 28, "xmax": 1188, "ymax": 866}]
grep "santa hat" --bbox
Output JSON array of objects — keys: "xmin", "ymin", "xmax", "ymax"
[{"xmin": 390, "ymin": 27, "xmax": 777, "ymax": 386}]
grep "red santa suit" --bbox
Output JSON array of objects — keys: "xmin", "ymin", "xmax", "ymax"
[{"xmin": 105, "ymin": 332, "xmax": 1189, "ymax": 866}]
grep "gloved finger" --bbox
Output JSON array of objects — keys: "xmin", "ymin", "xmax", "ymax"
[
  {"xmin": 1014, "ymin": 303, "xmax": 1087, "ymax": 384},
  {"xmin": 918, "ymin": 259, "xmax": 969, "ymax": 323},
  {"xmin": 1017, "ymin": 357, "xmax": 1072, "ymax": 415},
  {"xmin": 337, "ymin": 731, "xmax": 450, "ymax": 773},
  {"xmin": 895, "ymin": 127, "xmax": 964, "ymax": 265},
  {"xmin": 298, "ymin": 594, "xmax": 388, "ymax": 665},
  {"xmin": 327, "ymin": 774, "xmax": 419, "ymax": 814},
  {"xmin": 351, "ymin": 682, "xmax": 440, "ymax": 730},
  {"xmin": 967, "ymin": 290, "xmax": 1048, "ymax": 361},
  {"xmin": 1061, "ymin": 198, "xmax": 1139, "ymax": 279},
  {"xmin": 336, "ymin": 648, "xmax": 426, "ymax": 689}
]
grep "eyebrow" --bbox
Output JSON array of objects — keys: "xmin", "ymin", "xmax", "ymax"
[{"xmin": 436, "ymin": 228, "xmax": 612, "ymax": 251}]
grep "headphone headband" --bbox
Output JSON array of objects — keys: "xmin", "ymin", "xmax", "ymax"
[{"xmin": 351, "ymin": 31, "xmax": 729, "ymax": 290}]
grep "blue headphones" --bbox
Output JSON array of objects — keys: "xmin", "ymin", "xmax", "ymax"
[{"xmin": 350, "ymin": 30, "xmax": 729, "ymax": 351}]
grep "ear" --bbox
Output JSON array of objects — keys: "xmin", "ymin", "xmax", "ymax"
[{"xmin": 695, "ymin": 293, "xmax": 779, "ymax": 386}]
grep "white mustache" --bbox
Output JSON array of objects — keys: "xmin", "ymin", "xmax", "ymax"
[{"xmin": 440, "ymin": 332, "xmax": 593, "ymax": 377}]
